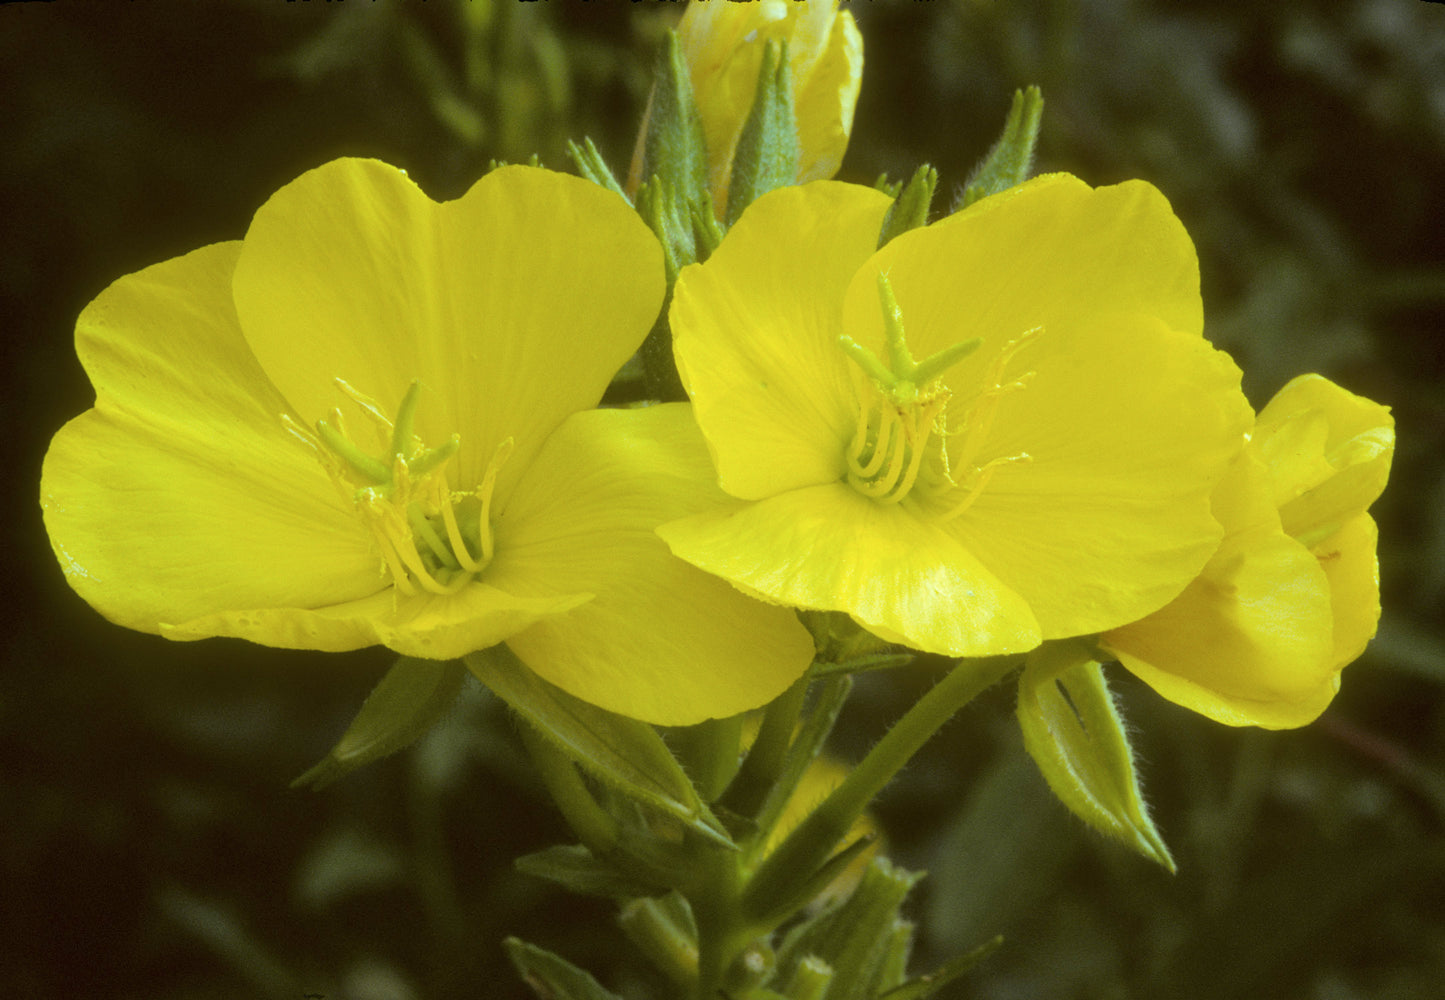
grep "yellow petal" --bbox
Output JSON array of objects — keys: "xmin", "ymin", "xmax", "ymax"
[
  {"xmin": 660, "ymin": 481, "xmax": 1041, "ymax": 658},
  {"xmin": 934, "ymin": 314, "xmax": 1247, "ymax": 636},
  {"xmin": 1254, "ymin": 374, "xmax": 1394, "ymax": 546},
  {"xmin": 671, "ymin": 181, "xmax": 893, "ymax": 500},
  {"xmin": 1313, "ymin": 513, "xmax": 1381, "ymax": 669},
  {"xmin": 793, "ymin": 10, "xmax": 863, "ymax": 186},
  {"xmin": 679, "ymin": 0, "xmax": 862, "ymax": 215},
  {"xmin": 1103, "ymin": 450, "xmax": 1338, "ymax": 728},
  {"xmin": 828, "ymin": 175, "xmax": 1246, "ymax": 635},
  {"xmin": 850, "ymin": 175, "xmax": 1205, "ymax": 372},
  {"xmin": 40, "ymin": 243, "xmax": 379, "ymax": 635},
  {"xmin": 488, "ymin": 404, "xmax": 815, "ymax": 726},
  {"xmin": 232, "ymin": 160, "xmax": 664, "ymax": 503},
  {"xmin": 161, "ymin": 585, "xmax": 591, "ymax": 659}
]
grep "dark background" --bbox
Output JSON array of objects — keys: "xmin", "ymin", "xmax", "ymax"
[{"xmin": 3, "ymin": 1, "xmax": 1443, "ymax": 998}]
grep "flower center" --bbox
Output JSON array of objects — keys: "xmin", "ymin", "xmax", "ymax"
[
  {"xmin": 839, "ymin": 273, "xmax": 1036, "ymax": 516},
  {"xmin": 285, "ymin": 379, "xmax": 510, "ymax": 597}
]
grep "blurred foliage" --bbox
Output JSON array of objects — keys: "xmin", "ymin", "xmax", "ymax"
[{"xmin": 3, "ymin": 1, "xmax": 1442, "ymax": 998}]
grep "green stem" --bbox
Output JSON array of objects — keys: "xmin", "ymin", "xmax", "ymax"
[
  {"xmin": 743, "ymin": 657, "xmax": 1020, "ymax": 920},
  {"xmin": 518, "ymin": 725, "xmax": 620, "ymax": 857},
  {"xmin": 719, "ymin": 675, "xmax": 809, "ymax": 820}
]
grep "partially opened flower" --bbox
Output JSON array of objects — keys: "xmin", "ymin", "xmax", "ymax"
[
  {"xmin": 41, "ymin": 158, "xmax": 812, "ymax": 725},
  {"xmin": 659, "ymin": 174, "xmax": 1252, "ymax": 657},
  {"xmin": 631, "ymin": 0, "xmax": 862, "ymax": 218},
  {"xmin": 1102, "ymin": 374, "xmax": 1394, "ymax": 728}
]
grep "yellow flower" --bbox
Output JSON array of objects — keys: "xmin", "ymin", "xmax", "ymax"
[
  {"xmin": 659, "ymin": 174, "xmax": 1252, "ymax": 658},
  {"xmin": 40, "ymin": 158, "xmax": 813, "ymax": 726},
  {"xmin": 633, "ymin": 0, "xmax": 862, "ymax": 218},
  {"xmin": 1102, "ymin": 375, "xmax": 1393, "ymax": 728}
]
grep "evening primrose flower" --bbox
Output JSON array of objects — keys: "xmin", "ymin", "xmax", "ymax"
[
  {"xmin": 1102, "ymin": 375, "xmax": 1393, "ymax": 728},
  {"xmin": 40, "ymin": 158, "xmax": 812, "ymax": 725},
  {"xmin": 632, "ymin": 0, "xmax": 862, "ymax": 218},
  {"xmin": 659, "ymin": 174, "xmax": 1253, "ymax": 657}
]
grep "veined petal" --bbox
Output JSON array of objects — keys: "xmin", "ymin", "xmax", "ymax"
[
  {"xmin": 848, "ymin": 175, "xmax": 1205, "ymax": 375},
  {"xmin": 41, "ymin": 243, "xmax": 378, "ymax": 635},
  {"xmin": 932, "ymin": 314, "xmax": 1249, "ymax": 636},
  {"xmin": 1314, "ymin": 513, "xmax": 1381, "ymax": 668},
  {"xmin": 232, "ymin": 160, "xmax": 664, "ymax": 503},
  {"xmin": 794, "ymin": 11, "xmax": 863, "ymax": 186},
  {"xmin": 161, "ymin": 585, "xmax": 590, "ymax": 659},
  {"xmin": 487, "ymin": 404, "xmax": 815, "ymax": 726},
  {"xmin": 1102, "ymin": 449, "xmax": 1338, "ymax": 728},
  {"xmin": 660, "ymin": 481, "xmax": 1041, "ymax": 658},
  {"xmin": 671, "ymin": 181, "xmax": 893, "ymax": 500},
  {"xmin": 1103, "ymin": 528, "xmax": 1336, "ymax": 729}
]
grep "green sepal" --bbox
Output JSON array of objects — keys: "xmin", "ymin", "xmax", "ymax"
[
  {"xmin": 726, "ymin": 38, "xmax": 799, "ymax": 226},
  {"xmin": 505, "ymin": 937, "xmax": 624, "ymax": 1000},
  {"xmin": 514, "ymin": 843, "xmax": 672, "ymax": 901},
  {"xmin": 636, "ymin": 176, "xmax": 700, "ymax": 285},
  {"xmin": 291, "ymin": 656, "xmax": 467, "ymax": 790},
  {"xmin": 876, "ymin": 935, "xmax": 1004, "ymax": 1000},
  {"xmin": 1016, "ymin": 641, "xmax": 1176, "ymax": 871},
  {"xmin": 877, "ymin": 164, "xmax": 939, "ymax": 248},
  {"xmin": 618, "ymin": 892, "xmax": 699, "ymax": 989},
  {"xmin": 639, "ymin": 30, "xmax": 710, "ymax": 214},
  {"xmin": 872, "ymin": 173, "xmax": 903, "ymax": 199},
  {"xmin": 773, "ymin": 857, "xmax": 922, "ymax": 1000},
  {"xmin": 957, "ymin": 86, "xmax": 1044, "ymax": 211},
  {"xmin": 566, "ymin": 136, "xmax": 628, "ymax": 199},
  {"xmin": 465, "ymin": 646, "xmax": 734, "ymax": 850}
]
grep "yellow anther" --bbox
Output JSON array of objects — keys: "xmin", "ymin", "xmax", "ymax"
[{"xmin": 285, "ymin": 380, "xmax": 502, "ymax": 597}]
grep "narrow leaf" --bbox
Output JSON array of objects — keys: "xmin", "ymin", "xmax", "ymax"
[
  {"xmin": 292, "ymin": 657, "xmax": 466, "ymax": 790},
  {"xmin": 505, "ymin": 937, "xmax": 624, "ymax": 1000},
  {"xmin": 514, "ymin": 844, "xmax": 668, "ymax": 901},
  {"xmin": 878, "ymin": 936, "xmax": 1004, "ymax": 1000},
  {"xmin": 465, "ymin": 646, "xmax": 733, "ymax": 848}
]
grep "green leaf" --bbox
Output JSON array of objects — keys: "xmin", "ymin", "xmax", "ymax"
[
  {"xmin": 291, "ymin": 656, "xmax": 467, "ymax": 790},
  {"xmin": 726, "ymin": 38, "xmax": 799, "ymax": 225},
  {"xmin": 514, "ymin": 844, "xmax": 669, "ymax": 900},
  {"xmin": 877, "ymin": 936, "xmax": 1004, "ymax": 1000},
  {"xmin": 464, "ymin": 646, "xmax": 733, "ymax": 849},
  {"xmin": 1016, "ymin": 641, "xmax": 1176, "ymax": 871},
  {"xmin": 958, "ymin": 86, "xmax": 1044, "ymax": 211},
  {"xmin": 505, "ymin": 937, "xmax": 624, "ymax": 1000}
]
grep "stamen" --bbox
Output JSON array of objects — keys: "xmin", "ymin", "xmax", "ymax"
[
  {"xmin": 474, "ymin": 438, "xmax": 514, "ymax": 565},
  {"xmin": 836, "ymin": 275, "xmax": 1042, "ymax": 516},
  {"xmin": 933, "ymin": 453, "xmax": 1033, "ymax": 523},
  {"xmin": 286, "ymin": 380, "xmax": 502, "ymax": 598}
]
